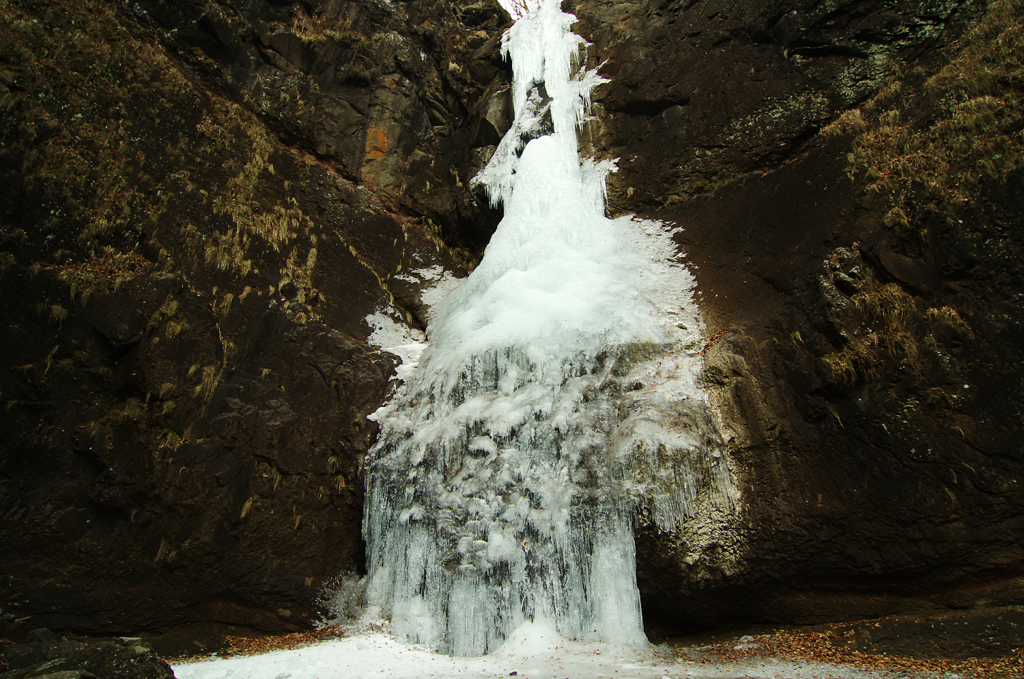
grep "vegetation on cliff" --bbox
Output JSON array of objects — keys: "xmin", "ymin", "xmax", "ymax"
[
  {"xmin": 0, "ymin": 0, "xmax": 502, "ymax": 637},
  {"xmin": 818, "ymin": 0, "xmax": 1022, "ymax": 405}
]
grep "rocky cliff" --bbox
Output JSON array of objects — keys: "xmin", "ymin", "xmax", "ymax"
[
  {"xmin": 570, "ymin": 0, "xmax": 1024, "ymax": 631},
  {"xmin": 1, "ymin": 0, "xmax": 1022, "ymax": 652},
  {"xmin": 0, "ymin": 0, "xmax": 509, "ymax": 639}
]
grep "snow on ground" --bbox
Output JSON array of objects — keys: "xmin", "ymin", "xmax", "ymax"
[{"xmin": 171, "ymin": 625, "xmax": 922, "ymax": 679}]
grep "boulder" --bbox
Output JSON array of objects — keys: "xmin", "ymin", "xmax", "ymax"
[{"xmin": 1, "ymin": 633, "xmax": 173, "ymax": 679}]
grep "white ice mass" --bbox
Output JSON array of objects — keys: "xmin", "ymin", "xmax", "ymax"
[{"xmin": 359, "ymin": 0, "xmax": 733, "ymax": 657}]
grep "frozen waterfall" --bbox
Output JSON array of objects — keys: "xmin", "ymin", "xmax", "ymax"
[{"xmin": 361, "ymin": 0, "xmax": 732, "ymax": 657}]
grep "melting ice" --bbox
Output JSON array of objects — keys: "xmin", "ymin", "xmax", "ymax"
[{"xmin": 361, "ymin": 0, "xmax": 732, "ymax": 657}]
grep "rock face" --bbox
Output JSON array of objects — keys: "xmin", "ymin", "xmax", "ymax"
[
  {"xmin": 1, "ymin": 0, "xmax": 1022, "ymax": 649},
  {"xmin": 0, "ymin": 0, "xmax": 507, "ymax": 636},
  {"xmin": 570, "ymin": 0, "xmax": 1024, "ymax": 631}
]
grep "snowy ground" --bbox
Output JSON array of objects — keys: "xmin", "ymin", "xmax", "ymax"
[{"xmin": 171, "ymin": 624, "xmax": 931, "ymax": 679}]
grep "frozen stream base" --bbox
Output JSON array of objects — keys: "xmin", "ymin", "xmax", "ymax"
[{"xmin": 171, "ymin": 626, "xmax": 935, "ymax": 679}]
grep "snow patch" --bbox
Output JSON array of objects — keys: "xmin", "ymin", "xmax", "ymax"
[
  {"xmin": 364, "ymin": 311, "xmax": 426, "ymax": 384},
  {"xmin": 172, "ymin": 631, "xmax": 910, "ymax": 679}
]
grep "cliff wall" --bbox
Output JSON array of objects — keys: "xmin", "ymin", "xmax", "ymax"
[{"xmin": 568, "ymin": 0, "xmax": 1024, "ymax": 630}]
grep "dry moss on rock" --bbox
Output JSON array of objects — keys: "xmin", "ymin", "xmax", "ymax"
[{"xmin": 826, "ymin": 0, "xmax": 1024, "ymax": 223}]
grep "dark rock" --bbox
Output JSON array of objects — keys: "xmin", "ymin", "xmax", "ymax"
[
  {"xmin": 832, "ymin": 271, "xmax": 861, "ymax": 296},
  {"xmin": 113, "ymin": 638, "xmax": 145, "ymax": 649},
  {"xmin": 0, "ymin": 609, "xmax": 20, "ymax": 640},
  {"xmin": 1, "ymin": 639, "xmax": 173, "ymax": 679},
  {"xmin": 0, "ymin": 0, "xmax": 475, "ymax": 639},
  {"xmin": 454, "ymin": 0, "xmax": 510, "ymax": 31},
  {"xmin": 570, "ymin": 0, "xmax": 986, "ymax": 212},
  {"xmin": 834, "ymin": 607, "xmax": 1024, "ymax": 659},
  {"xmin": 22, "ymin": 631, "xmax": 60, "ymax": 647},
  {"xmin": 581, "ymin": 0, "xmax": 1024, "ymax": 635},
  {"xmin": 3, "ymin": 640, "xmax": 85, "ymax": 672}
]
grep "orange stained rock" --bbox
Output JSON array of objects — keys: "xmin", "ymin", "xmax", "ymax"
[{"xmin": 366, "ymin": 128, "xmax": 387, "ymax": 158}]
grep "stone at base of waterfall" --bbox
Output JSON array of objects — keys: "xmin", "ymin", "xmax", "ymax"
[{"xmin": 1, "ymin": 631, "xmax": 175, "ymax": 679}]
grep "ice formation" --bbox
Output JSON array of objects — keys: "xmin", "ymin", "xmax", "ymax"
[{"xmin": 362, "ymin": 0, "xmax": 732, "ymax": 657}]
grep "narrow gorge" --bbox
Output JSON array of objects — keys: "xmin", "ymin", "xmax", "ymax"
[{"xmin": 0, "ymin": 0, "xmax": 1022, "ymax": 669}]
